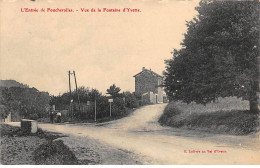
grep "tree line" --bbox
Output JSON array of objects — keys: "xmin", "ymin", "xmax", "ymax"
[
  {"xmin": 50, "ymin": 84, "xmax": 142, "ymax": 120},
  {"xmin": 0, "ymin": 83, "xmax": 144, "ymax": 121}
]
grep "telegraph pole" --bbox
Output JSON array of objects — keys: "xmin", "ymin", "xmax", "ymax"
[
  {"xmin": 68, "ymin": 71, "xmax": 72, "ymax": 97},
  {"xmin": 68, "ymin": 71, "xmax": 72, "ymax": 117},
  {"xmin": 68, "ymin": 70, "xmax": 81, "ymax": 117},
  {"xmin": 73, "ymin": 71, "xmax": 81, "ymax": 111}
]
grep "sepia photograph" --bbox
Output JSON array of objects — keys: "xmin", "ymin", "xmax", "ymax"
[{"xmin": 0, "ymin": 0, "xmax": 260, "ymax": 165}]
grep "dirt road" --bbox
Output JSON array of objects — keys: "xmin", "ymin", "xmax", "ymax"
[{"xmin": 9, "ymin": 104, "xmax": 260, "ymax": 164}]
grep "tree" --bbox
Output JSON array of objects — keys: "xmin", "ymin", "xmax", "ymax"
[
  {"xmin": 106, "ymin": 84, "xmax": 121, "ymax": 98},
  {"xmin": 88, "ymin": 88, "xmax": 102, "ymax": 101},
  {"xmin": 164, "ymin": 0, "xmax": 259, "ymax": 113},
  {"xmin": 123, "ymin": 91, "xmax": 139, "ymax": 108},
  {"xmin": 49, "ymin": 86, "xmax": 103, "ymax": 111},
  {"xmin": 1, "ymin": 87, "xmax": 50, "ymax": 120},
  {"xmin": 0, "ymin": 87, "xmax": 11, "ymax": 119}
]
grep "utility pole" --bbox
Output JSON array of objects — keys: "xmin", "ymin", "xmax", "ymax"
[
  {"xmin": 68, "ymin": 71, "xmax": 72, "ymax": 117},
  {"xmin": 68, "ymin": 71, "xmax": 72, "ymax": 97},
  {"xmin": 68, "ymin": 70, "xmax": 81, "ymax": 117},
  {"xmin": 73, "ymin": 71, "xmax": 80, "ymax": 111}
]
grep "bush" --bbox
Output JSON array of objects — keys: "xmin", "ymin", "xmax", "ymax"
[
  {"xmin": 111, "ymin": 97, "xmax": 126, "ymax": 117},
  {"xmin": 185, "ymin": 110, "xmax": 259, "ymax": 135},
  {"xmin": 47, "ymin": 90, "xmax": 141, "ymax": 122},
  {"xmin": 33, "ymin": 140, "xmax": 78, "ymax": 165},
  {"xmin": 0, "ymin": 124, "xmax": 22, "ymax": 137},
  {"xmin": 124, "ymin": 92, "xmax": 139, "ymax": 109},
  {"xmin": 159, "ymin": 101, "xmax": 260, "ymax": 135},
  {"xmin": 1, "ymin": 87, "xmax": 49, "ymax": 121},
  {"xmin": 96, "ymin": 96, "xmax": 110, "ymax": 118},
  {"xmin": 158, "ymin": 102, "xmax": 182, "ymax": 125}
]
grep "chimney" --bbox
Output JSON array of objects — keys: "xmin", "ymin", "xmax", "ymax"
[{"xmin": 142, "ymin": 67, "xmax": 145, "ymax": 71}]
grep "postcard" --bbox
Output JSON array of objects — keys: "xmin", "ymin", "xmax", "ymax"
[{"xmin": 0, "ymin": 0, "xmax": 259, "ymax": 165}]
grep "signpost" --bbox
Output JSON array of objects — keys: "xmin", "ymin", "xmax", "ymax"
[
  {"xmin": 70, "ymin": 99, "xmax": 73, "ymax": 118},
  {"xmin": 108, "ymin": 99, "xmax": 113, "ymax": 117}
]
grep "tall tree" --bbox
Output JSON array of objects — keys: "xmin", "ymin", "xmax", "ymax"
[
  {"xmin": 106, "ymin": 84, "xmax": 121, "ymax": 98},
  {"xmin": 164, "ymin": 0, "xmax": 259, "ymax": 113}
]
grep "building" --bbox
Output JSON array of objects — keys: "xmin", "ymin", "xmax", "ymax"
[{"xmin": 133, "ymin": 67, "xmax": 168, "ymax": 104}]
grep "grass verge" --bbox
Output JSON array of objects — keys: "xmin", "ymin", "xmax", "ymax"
[
  {"xmin": 159, "ymin": 100, "xmax": 259, "ymax": 135},
  {"xmin": 0, "ymin": 124, "xmax": 81, "ymax": 165}
]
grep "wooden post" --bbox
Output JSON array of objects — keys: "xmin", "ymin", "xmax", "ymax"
[
  {"xmin": 73, "ymin": 71, "xmax": 81, "ymax": 112},
  {"xmin": 108, "ymin": 99, "xmax": 113, "ymax": 117},
  {"xmin": 110, "ymin": 102, "xmax": 111, "ymax": 117},
  {"xmin": 68, "ymin": 71, "xmax": 72, "ymax": 97},
  {"xmin": 68, "ymin": 71, "xmax": 72, "ymax": 118}
]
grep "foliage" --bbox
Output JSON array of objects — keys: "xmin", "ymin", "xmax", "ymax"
[
  {"xmin": 106, "ymin": 84, "xmax": 121, "ymax": 98},
  {"xmin": 164, "ymin": 0, "xmax": 259, "ymax": 113},
  {"xmin": 0, "ymin": 124, "xmax": 22, "ymax": 137},
  {"xmin": 0, "ymin": 88, "xmax": 9, "ymax": 119},
  {"xmin": 1, "ymin": 87, "xmax": 50, "ymax": 120},
  {"xmin": 95, "ymin": 97, "xmax": 126, "ymax": 118},
  {"xmin": 159, "ymin": 101, "xmax": 259, "ymax": 135},
  {"xmin": 168, "ymin": 96, "xmax": 249, "ymax": 114},
  {"xmin": 158, "ymin": 102, "xmax": 182, "ymax": 124},
  {"xmin": 123, "ymin": 91, "xmax": 139, "ymax": 108},
  {"xmin": 49, "ymin": 86, "xmax": 142, "ymax": 121},
  {"xmin": 111, "ymin": 97, "xmax": 126, "ymax": 117},
  {"xmin": 96, "ymin": 96, "xmax": 110, "ymax": 118},
  {"xmin": 33, "ymin": 140, "xmax": 78, "ymax": 165},
  {"xmin": 49, "ymin": 86, "xmax": 102, "ymax": 109}
]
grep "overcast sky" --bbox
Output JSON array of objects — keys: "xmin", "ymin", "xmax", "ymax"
[{"xmin": 1, "ymin": 0, "xmax": 199, "ymax": 95}]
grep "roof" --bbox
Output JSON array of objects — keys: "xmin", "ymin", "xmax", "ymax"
[{"xmin": 133, "ymin": 69, "xmax": 163, "ymax": 78}]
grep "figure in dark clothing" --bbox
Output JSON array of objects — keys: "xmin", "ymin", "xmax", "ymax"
[
  {"xmin": 56, "ymin": 112, "xmax": 62, "ymax": 123},
  {"xmin": 50, "ymin": 111, "xmax": 54, "ymax": 123}
]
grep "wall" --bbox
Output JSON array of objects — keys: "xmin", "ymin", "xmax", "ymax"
[
  {"xmin": 135, "ymin": 69, "xmax": 167, "ymax": 104},
  {"xmin": 135, "ymin": 70, "xmax": 160, "ymax": 95}
]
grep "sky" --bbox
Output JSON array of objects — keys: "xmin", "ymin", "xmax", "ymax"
[{"xmin": 1, "ymin": 0, "xmax": 199, "ymax": 95}]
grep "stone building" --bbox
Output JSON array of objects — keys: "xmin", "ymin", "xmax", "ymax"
[{"xmin": 133, "ymin": 67, "xmax": 167, "ymax": 104}]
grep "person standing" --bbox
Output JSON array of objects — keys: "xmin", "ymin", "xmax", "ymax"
[{"xmin": 57, "ymin": 112, "xmax": 62, "ymax": 123}]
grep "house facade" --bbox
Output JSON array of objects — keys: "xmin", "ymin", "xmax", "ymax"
[{"xmin": 133, "ymin": 67, "xmax": 167, "ymax": 104}]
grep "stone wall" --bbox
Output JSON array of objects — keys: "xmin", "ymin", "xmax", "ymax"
[{"xmin": 135, "ymin": 71, "xmax": 159, "ymax": 95}]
